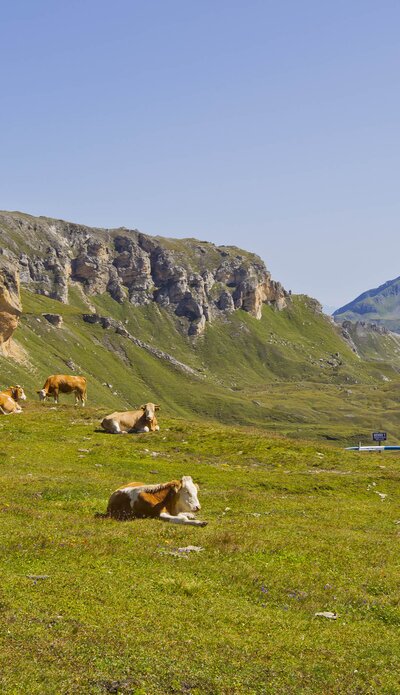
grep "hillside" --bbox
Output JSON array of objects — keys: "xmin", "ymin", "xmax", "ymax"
[
  {"xmin": 1, "ymin": 211, "xmax": 400, "ymax": 441},
  {"xmin": 333, "ymin": 275, "xmax": 400, "ymax": 332}
]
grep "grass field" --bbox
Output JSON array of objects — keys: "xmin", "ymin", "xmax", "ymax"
[{"xmin": 2, "ymin": 404, "xmax": 400, "ymax": 694}]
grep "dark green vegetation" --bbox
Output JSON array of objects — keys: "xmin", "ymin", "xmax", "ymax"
[
  {"xmin": 2, "ymin": 406, "xmax": 400, "ymax": 694},
  {"xmin": 334, "ymin": 275, "xmax": 400, "ymax": 332}
]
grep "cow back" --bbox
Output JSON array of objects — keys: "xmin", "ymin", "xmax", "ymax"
[
  {"xmin": 45, "ymin": 375, "xmax": 86, "ymax": 392},
  {"xmin": 104, "ymin": 410, "xmax": 145, "ymax": 431}
]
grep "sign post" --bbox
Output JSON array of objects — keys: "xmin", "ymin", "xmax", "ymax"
[{"xmin": 372, "ymin": 432, "xmax": 387, "ymax": 442}]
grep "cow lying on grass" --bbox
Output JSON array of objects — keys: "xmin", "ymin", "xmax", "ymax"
[
  {"xmin": 37, "ymin": 375, "xmax": 87, "ymax": 406},
  {"xmin": 0, "ymin": 385, "xmax": 26, "ymax": 415},
  {"xmin": 101, "ymin": 402, "xmax": 160, "ymax": 434},
  {"xmin": 97, "ymin": 476, "xmax": 207, "ymax": 526}
]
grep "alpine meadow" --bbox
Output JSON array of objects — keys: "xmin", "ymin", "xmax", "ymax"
[{"xmin": 1, "ymin": 211, "xmax": 400, "ymax": 694}]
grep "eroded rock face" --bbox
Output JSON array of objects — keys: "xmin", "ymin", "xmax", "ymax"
[
  {"xmin": 0, "ymin": 211, "xmax": 288, "ymax": 336},
  {"xmin": 0, "ymin": 256, "xmax": 22, "ymax": 353},
  {"xmin": 234, "ymin": 276, "xmax": 287, "ymax": 319}
]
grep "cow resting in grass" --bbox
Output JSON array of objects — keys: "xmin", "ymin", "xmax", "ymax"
[
  {"xmin": 99, "ymin": 476, "xmax": 207, "ymax": 526},
  {"xmin": 0, "ymin": 385, "xmax": 27, "ymax": 415},
  {"xmin": 37, "ymin": 375, "xmax": 87, "ymax": 406},
  {"xmin": 101, "ymin": 403, "xmax": 160, "ymax": 434}
]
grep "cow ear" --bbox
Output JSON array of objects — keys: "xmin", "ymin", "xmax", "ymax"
[
  {"xmin": 155, "ymin": 404, "xmax": 160, "ymax": 410},
  {"xmin": 140, "ymin": 404, "xmax": 146, "ymax": 410},
  {"xmin": 172, "ymin": 480, "xmax": 182, "ymax": 493}
]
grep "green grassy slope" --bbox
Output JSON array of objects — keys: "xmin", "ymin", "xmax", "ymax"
[
  {"xmin": 340, "ymin": 321, "xmax": 400, "ymax": 364},
  {"xmin": 2, "ymin": 407, "xmax": 400, "ymax": 694},
  {"xmin": 1, "ymin": 290, "xmax": 400, "ymax": 442}
]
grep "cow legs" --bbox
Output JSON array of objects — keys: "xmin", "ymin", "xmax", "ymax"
[
  {"xmin": 109, "ymin": 420, "xmax": 126, "ymax": 434},
  {"xmin": 53, "ymin": 389, "xmax": 59, "ymax": 404},
  {"xmin": 159, "ymin": 512, "xmax": 207, "ymax": 527},
  {"xmin": 75, "ymin": 391, "xmax": 86, "ymax": 407}
]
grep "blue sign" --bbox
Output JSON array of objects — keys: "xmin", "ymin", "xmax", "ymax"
[{"xmin": 373, "ymin": 432, "xmax": 387, "ymax": 442}]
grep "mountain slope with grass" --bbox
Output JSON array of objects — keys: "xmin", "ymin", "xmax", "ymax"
[
  {"xmin": 334, "ymin": 275, "xmax": 400, "ymax": 332},
  {"xmin": 1, "ymin": 211, "xmax": 400, "ymax": 440}
]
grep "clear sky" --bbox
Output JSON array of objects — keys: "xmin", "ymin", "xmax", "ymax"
[{"xmin": 1, "ymin": 1, "xmax": 400, "ymax": 308}]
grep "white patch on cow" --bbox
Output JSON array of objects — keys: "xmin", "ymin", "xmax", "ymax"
[
  {"xmin": 119, "ymin": 486, "xmax": 143, "ymax": 509},
  {"xmin": 141, "ymin": 426, "xmax": 150, "ymax": 433},
  {"xmin": 19, "ymin": 389, "xmax": 27, "ymax": 401},
  {"xmin": 39, "ymin": 389, "xmax": 47, "ymax": 401},
  {"xmin": 110, "ymin": 419, "xmax": 121, "ymax": 434},
  {"xmin": 175, "ymin": 476, "xmax": 201, "ymax": 513}
]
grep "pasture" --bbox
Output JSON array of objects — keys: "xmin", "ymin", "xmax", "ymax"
[{"xmin": 1, "ymin": 404, "xmax": 400, "ymax": 694}]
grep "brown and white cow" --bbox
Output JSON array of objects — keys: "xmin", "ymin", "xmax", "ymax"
[
  {"xmin": 101, "ymin": 403, "xmax": 160, "ymax": 434},
  {"xmin": 0, "ymin": 384, "xmax": 27, "ymax": 415},
  {"xmin": 37, "ymin": 375, "xmax": 87, "ymax": 406},
  {"xmin": 99, "ymin": 476, "xmax": 207, "ymax": 526}
]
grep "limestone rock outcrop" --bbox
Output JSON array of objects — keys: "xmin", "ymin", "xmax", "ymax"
[
  {"xmin": 0, "ymin": 255, "xmax": 22, "ymax": 353},
  {"xmin": 0, "ymin": 211, "xmax": 288, "ymax": 335}
]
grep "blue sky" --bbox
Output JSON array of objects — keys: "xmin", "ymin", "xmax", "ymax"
[{"xmin": 1, "ymin": 0, "xmax": 400, "ymax": 307}]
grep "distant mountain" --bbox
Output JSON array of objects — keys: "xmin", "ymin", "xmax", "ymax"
[{"xmin": 333, "ymin": 276, "xmax": 400, "ymax": 333}]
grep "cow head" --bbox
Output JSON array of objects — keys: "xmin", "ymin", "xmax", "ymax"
[
  {"xmin": 141, "ymin": 403, "xmax": 160, "ymax": 430},
  {"xmin": 37, "ymin": 389, "xmax": 47, "ymax": 402},
  {"xmin": 175, "ymin": 476, "xmax": 201, "ymax": 513},
  {"xmin": 11, "ymin": 385, "xmax": 27, "ymax": 401}
]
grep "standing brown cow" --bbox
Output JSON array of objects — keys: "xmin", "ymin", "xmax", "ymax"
[{"xmin": 37, "ymin": 375, "xmax": 87, "ymax": 406}]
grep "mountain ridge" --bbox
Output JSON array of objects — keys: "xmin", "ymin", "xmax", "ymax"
[
  {"xmin": 0, "ymin": 209, "xmax": 287, "ymax": 348},
  {"xmin": 334, "ymin": 275, "xmax": 400, "ymax": 332}
]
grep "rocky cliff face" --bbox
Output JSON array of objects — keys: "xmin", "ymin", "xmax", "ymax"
[
  {"xmin": 0, "ymin": 211, "xmax": 287, "ymax": 336},
  {"xmin": 0, "ymin": 253, "xmax": 22, "ymax": 354}
]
